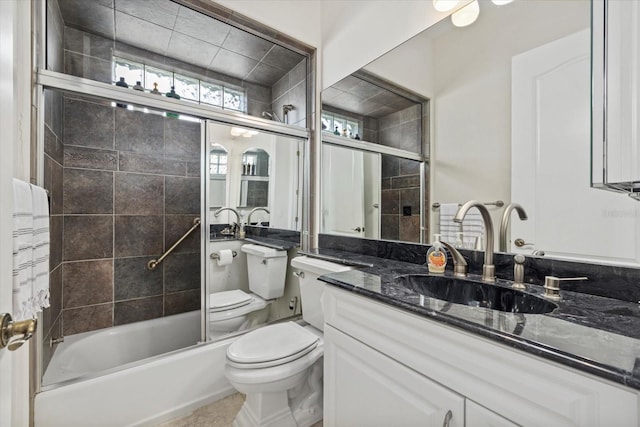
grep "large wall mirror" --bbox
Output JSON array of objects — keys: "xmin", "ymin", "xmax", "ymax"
[
  {"xmin": 322, "ymin": 0, "xmax": 640, "ymax": 266},
  {"xmin": 207, "ymin": 121, "xmax": 303, "ymax": 232}
]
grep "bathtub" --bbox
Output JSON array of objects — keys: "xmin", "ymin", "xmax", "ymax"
[{"xmin": 35, "ymin": 310, "xmax": 239, "ymax": 426}]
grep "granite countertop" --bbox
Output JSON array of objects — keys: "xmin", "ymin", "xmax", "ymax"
[{"xmin": 301, "ymin": 248, "xmax": 640, "ymax": 390}]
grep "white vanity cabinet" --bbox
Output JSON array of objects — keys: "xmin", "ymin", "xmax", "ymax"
[{"xmin": 323, "ymin": 287, "xmax": 639, "ymax": 427}]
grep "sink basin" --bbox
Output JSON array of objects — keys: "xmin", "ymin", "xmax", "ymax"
[{"xmin": 396, "ymin": 274, "xmax": 557, "ymax": 314}]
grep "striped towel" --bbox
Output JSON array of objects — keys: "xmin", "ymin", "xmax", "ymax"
[
  {"xmin": 438, "ymin": 203, "xmax": 462, "ymax": 244},
  {"xmin": 461, "ymin": 209, "xmax": 485, "ymax": 248},
  {"xmin": 12, "ymin": 179, "xmax": 50, "ymax": 321}
]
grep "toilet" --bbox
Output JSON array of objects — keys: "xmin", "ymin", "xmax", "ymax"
[
  {"xmin": 225, "ymin": 256, "xmax": 354, "ymax": 427},
  {"xmin": 209, "ymin": 244, "xmax": 288, "ymax": 338}
]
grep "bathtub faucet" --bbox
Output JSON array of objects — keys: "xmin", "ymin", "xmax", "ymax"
[{"xmin": 214, "ymin": 207, "xmax": 241, "ymax": 237}]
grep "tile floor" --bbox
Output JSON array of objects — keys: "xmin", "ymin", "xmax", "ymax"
[{"xmin": 158, "ymin": 393, "xmax": 323, "ymax": 427}]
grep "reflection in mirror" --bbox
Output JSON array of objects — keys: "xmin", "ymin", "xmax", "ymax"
[
  {"xmin": 207, "ymin": 122, "xmax": 302, "ymax": 232},
  {"xmin": 239, "ymin": 148, "xmax": 270, "ymax": 209},
  {"xmin": 209, "ymin": 145, "xmax": 227, "ymax": 208},
  {"xmin": 324, "ymin": 0, "xmax": 640, "ymax": 266},
  {"xmin": 321, "ymin": 144, "xmax": 424, "ymax": 243}
]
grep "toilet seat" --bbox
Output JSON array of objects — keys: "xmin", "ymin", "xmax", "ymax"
[
  {"xmin": 227, "ymin": 322, "xmax": 319, "ymax": 369},
  {"xmin": 209, "ymin": 290, "xmax": 252, "ymax": 313}
]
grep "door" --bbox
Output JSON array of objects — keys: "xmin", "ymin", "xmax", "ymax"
[
  {"xmin": 322, "ymin": 144, "xmax": 366, "ymax": 237},
  {"xmin": 466, "ymin": 400, "xmax": 519, "ymax": 427},
  {"xmin": 511, "ymin": 29, "xmax": 640, "ymax": 265},
  {"xmin": 1, "ymin": 1, "xmax": 33, "ymax": 425}
]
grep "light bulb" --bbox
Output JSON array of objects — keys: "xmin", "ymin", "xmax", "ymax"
[
  {"xmin": 433, "ymin": 0, "xmax": 459, "ymax": 12},
  {"xmin": 451, "ymin": 0, "xmax": 479, "ymax": 27},
  {"xmin": 491, "ymin": 0, "xmax": 513, "ymax": 5}
]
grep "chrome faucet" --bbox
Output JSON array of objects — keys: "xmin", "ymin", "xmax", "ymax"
[
  {"xmin": 214, "ymin": 207, "xmax": 241, "ymax": 237},
  {"xmin": 499, "ymin": 203, "xmax": 528, "ymax": 252},
  {"xmin": 246, "ymin": 207, "xmax": 270, "ymax": 226},
  {"xmin": 453, "ymin": 200, "xmax": 495, "ymax": 282}
]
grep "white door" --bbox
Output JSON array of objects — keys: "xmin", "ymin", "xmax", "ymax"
[
  {"xmin": 322, "ymin": 144, "xmax": 366, "ymax": 237},
  {"xmin": 1, "ymin": 1, "xmax": 33, "ymax": 425},
  {"xmin": 511, "ymin": 29, "xmax": 640, "ymax": 265}
]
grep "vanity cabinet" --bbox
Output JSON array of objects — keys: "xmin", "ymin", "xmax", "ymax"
[{"xmin": 323, "ymin": 287, "xmax": 639, "ymax": 427}]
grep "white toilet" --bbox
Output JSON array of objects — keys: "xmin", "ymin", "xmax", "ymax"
[
  {"xmin": 225, "ymin": 256, "xmax": 354, "ymax": 427},
  {"xmin": 209, "ymin": 244, "xmax": 288, "ymax": 338}
]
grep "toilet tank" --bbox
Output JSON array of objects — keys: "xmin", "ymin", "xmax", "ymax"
[
  {"xmin": 290, "ymin": 256, "xmax": 355, "ymax": 331},
  {"xmin": 240, "ymin": 244, "xmax": 288, "ymax": 299}
]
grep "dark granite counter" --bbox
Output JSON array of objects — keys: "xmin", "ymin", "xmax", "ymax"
[{"xmin": 302, "ymin": 248, "xmax": 640, "ymax": 391}]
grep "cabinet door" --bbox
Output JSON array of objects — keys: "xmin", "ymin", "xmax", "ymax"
[
  {"xmin": 466, "ymin": 400, "xmax": 519, "ymax": 427},
  {"xmin": 324, "ymin": 325, "xmax": 464, "ymax": 427}
]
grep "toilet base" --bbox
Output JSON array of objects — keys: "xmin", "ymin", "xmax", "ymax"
[{"xmin": 232, "ymin": 363, "xmax": 323, "ymax": 427}]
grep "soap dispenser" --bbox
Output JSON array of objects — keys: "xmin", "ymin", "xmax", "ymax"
[{"xmin": 427, "ymin": 234, "xmax": 447, "ymax": 274}]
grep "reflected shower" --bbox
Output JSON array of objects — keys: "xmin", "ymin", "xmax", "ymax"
[{"xmin": 262, "ymin": 104, "xmax": 294, "ymax": 124}]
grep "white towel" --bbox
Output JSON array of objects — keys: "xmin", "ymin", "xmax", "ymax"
[
  {"xmin": 438, "ymin": 203, "xmax": 461, "ymax": 244},
  {"xmin": 12, "ymin": 179, "xmax": 50, "ymax": 321}
]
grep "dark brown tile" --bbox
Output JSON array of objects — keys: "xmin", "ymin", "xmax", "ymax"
[
  {"xmin": 114, "ymin": 297, "xmax": 163, "ymax": 326},
  {"xmin": 392, "ymin": 175, "xmax": 420, "ymax": 189},
  {"xmin": 186, "ymin": 161, "xmax": 201, "ymax": 177},
  {"xmin": 63, "ymin": 216, "xmax": 113, "ymax": 261},
  {"xmin": 381, "ymin": 178, "xmax": 391, "ymax": 190},
  {"xmin": 65, "ymin": 52, "xmax": 112, "ymax": 83},
  {"xmin": 165, "ymin": 289, "xmax": 200, "ymax": 316},
  {"xmin": 63, "ymin": 303, "xmax": 113, "ymax": 335},
  {"xmin": 399, "ymin": 216, "xmax": 421, "ymax": 243},
  {"xmin": 381, "ymin": 215, "xmax": 400, "ymax": 241},
  {"xmin": 114, "ymin": 215, "xmax": 163, "ymax": 257},
  {"xmin": 381, "ymin": 189, "xmax": 400, "ymax": 215},
  {"xmin": 63, "ymin": 168, "xmax": 113, "ymax": 214},
  {"xmin": 401, "ymin": 188, "xmax": 421, "ymax": 215},
  {"xmin": 165, "ymin": 215, "xmax": 201, "ymax": 254},
  {"xmin": 119, "ymin": 152, "xmax": 186, "ymax": 176},
  {"xmin": 49, "ymin": 215, "xmax": 63, "ymax": 270},
  {"xmin": 62, "ymin": 260, "xmax": 113, "ymax": 308},
  {"xmin": 381, "ymin": 154, "xmax": 400, "ymax": 178},
  {"xmin": 399, "ymin": 158, "xmax": 421, "ymax": 175},
  {"xmin": 44, "ymin": 125, "xmax": 63, "ymax": 164},
  {"xmin": 51, "ymin": 160, "xmax": 63, "ymax": 215},
  {"xmin": 114, "ymin": 257, "xmax": 163, "ymax": 300},
  {"xmin": 114, "ymin": 173, "xmax": 164, "ymax": 215},
  {"xmin": 64, "ymin": 146, "xmax": 118, "ymax": 170},
  {"xmin": 115, "ymin": 108, "xmax": 164, "ymax": 155},
  {"xmin": 164, "ymin": 252, "xmax": 200, "ymax": 292},
  {"xmin": 164, "ymin": 117, "xmax": 201, "ymax": 161},
  {"xmin": 165, "ymin": 176, "xmax": 200, "ymax": 214},
  {"xmin": 64, "ymin": 97, "xmax": 114, "ymax": 149}
]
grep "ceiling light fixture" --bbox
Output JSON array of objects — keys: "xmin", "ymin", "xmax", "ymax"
[
  {"xmin": 451, "ymin": 0, "xmax": 480, "ymax": 27},
  {"xmin": 230, "ymin": 127, "xmax": 259, "ymax": 138},
  {"xmin": 433, "ymin": 0, "xmax": 459, "ymax": 12},
  {"xmin": 491, "ymin": 0, "xmax": 514, "ymax": 5}
]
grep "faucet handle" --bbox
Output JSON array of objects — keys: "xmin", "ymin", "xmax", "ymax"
[
  {"xmin": 439, "ymin": 241, "xmax": 468, "ymax": 278},
  {"xmin": 543, "ymin": 276, "xmax": 588, "ymax": 299},
  {"xmin": 512, "ymin": 254, "xmax": 526, "ymax": 289}
]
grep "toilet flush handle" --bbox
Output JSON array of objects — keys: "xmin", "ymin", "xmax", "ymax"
[{"xmin": 293, "ymin": 271, "xmax": 305, "ymax": 279}]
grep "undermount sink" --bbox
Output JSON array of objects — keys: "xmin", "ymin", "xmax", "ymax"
[{"xmin": 396, "ymin": 274, "xmax": 558, "ymax": 314}]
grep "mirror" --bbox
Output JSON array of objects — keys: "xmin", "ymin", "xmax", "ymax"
[
  {"xmin": 239, "ymin": 148, "xmax": 270, "ymax": 209},
  {"xmin": 207, "ymin": 122, "xmax": 302, "ymax": 231},
  {"xmin": 322, "ymin": 0, "xmax": 640, "ymax": 266},
  {"xmin": 209, "ymin": 145, "xmax": 227, "ymax": 208}
]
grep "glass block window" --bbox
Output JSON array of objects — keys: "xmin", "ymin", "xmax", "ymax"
[
  {"xmin": 322, "ymin": 111, "xmax": 361, "ymax": 139},
  {"xmin": 114, "ymin": 59, "xmax": 143, "ymax": 87},
  {"xmin": 113, "ymin": 56, "xmax": 246, "ymax": 112}
]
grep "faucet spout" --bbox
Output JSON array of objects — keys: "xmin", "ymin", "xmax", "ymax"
[
  {"xmin": 214, "ymin": 207, "xmax": 241, "ymax": 236},
  {"xmin": 247, "ymin": 207, "xmax": 270, "ymax": 225},
  {"xmin": 499, "ymin": 203, "xmax": 528, "ymax": 252},
  {"xmin": 453, "ymin": 200, "xmax": 495, "ymax": 282}
]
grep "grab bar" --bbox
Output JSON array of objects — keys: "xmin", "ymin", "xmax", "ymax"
[
  {"xmin": 432, "ymin": 200, "xmax": 504, "ymax": 209},
  {"xmin": 147, "ymin": 217, "xmax": 201, "ymax": 270}
]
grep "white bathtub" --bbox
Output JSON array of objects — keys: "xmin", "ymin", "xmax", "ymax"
[{"xmin": 35, "ymin": 310, "xmax": 238, "ymax": 426}]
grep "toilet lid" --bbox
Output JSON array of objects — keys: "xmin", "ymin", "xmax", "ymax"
[
  {"xmin": 210, "ymin": 290, "xmax": 252, "ymax": 313},
  {"xmin": 227, "ymin": 322, "xmax": 319, "ymax": 367}
]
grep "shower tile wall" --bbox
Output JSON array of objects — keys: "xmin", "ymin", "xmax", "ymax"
[
  {"xmin": 41, "ymin": 0, "xmax": 64, "ymax": 373},
  {"xmin": 380, "ymin": 156, "xmax": 422, "ymax": 243},
  {"xmin": 271, "ymin": 59, "xmax": 307, "ymax": 127},
  {"xmin": 378, "ymin": 104, "xmax": 422, "ymax": 153},
  {"xmin": 60, "ymin": 94, "xmax": 202, "ymax": 336}
]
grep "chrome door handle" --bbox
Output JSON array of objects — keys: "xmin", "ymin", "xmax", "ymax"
[
  {"xmin": 1, "ymin": 313, "xmax": 37, "ymax": 351},
  {"xmin": 442, "ymin": 410, "xmax": 453, "ymax": 427}
]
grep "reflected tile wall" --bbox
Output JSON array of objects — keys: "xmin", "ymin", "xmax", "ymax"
[
  {"xmin": 60, "ymin": 94, "xmax": 202, "ymax": 336},
  {"xmin": 381, "ymin": 154, "xmax": 422, "ymax": 243},
  {"xmin": 271, "ymin": 59, "xmax": 307, "ymax": 127}
]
